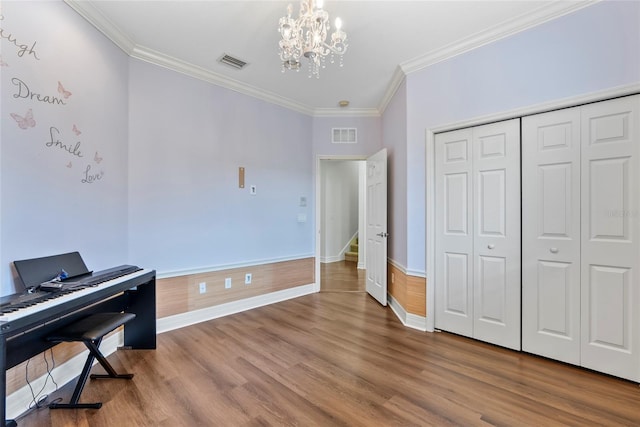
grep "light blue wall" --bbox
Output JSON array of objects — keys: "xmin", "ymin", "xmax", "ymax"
[
  {"xmin": 0, "ymin": 1, "xmax": 130, "ymax": 294},
  {"xmin": 402, "ymin": 0, "xmax": 640, "ymax": 274},
  {"xmin": 0, "ymin": 1, "xmax": 383, "ymax": 295},
  {"xmin": 3, "ymin": 0, "xmax": 637, "ymax": 294},
  {"xmin": 382, "ymin": 79, "xmax": 407, "ymax": 268},
  {"xmin": 128, "ymin": 59, "xmax": 315, "ymax": 273}
]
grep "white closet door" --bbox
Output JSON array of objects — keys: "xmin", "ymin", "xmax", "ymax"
[
  {"xmin": 580, "ymin": 95, "xmax": 640, "ymax": 381},
  {"xmin": 472, "ymin": 119, "xmax": 521, "ymax": 350},
  {"xmin": 522, "ymin": 108, "xmax": 581, "ymax": 364},
  {"xmin": 435, "ymin": 129, "xmax": 474, "ymax": 337}
]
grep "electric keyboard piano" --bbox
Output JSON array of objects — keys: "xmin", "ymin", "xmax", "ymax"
[{"xmin": 0, "ymin": 256, "xmax": 156, "ymax": 427}]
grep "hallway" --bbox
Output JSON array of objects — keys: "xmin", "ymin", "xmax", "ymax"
[{"xmin": 320, "ymin": 260, "xmax": 365, "ymax": 293}]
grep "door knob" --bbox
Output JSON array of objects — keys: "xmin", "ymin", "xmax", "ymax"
[
  {"xmin": 376, "ymin": 232, "xmax": 389, "ymax": 238},
  {"xmin": 550, "ymin": 247, "xmax": 559, "ymax": 253},
  {"xmin": 487, "ymin": 244, "xmax": 495, "ymax": 249}
]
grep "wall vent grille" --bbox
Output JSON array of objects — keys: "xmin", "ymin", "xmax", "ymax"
[
  {"xmin": 219, "ymin": 54, "xmax": 248, "ymax": 70},
  {"xmin": 332, "ymin": 128, "xmax": 357, "ymax": 144}
]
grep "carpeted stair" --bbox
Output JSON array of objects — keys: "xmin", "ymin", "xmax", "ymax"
[{"xmin": 345, "ymin": 236, "xmax": 358, "ymax": 263}]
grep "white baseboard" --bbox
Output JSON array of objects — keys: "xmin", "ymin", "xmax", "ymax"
[
  {"xmin": 8, "ymin": 283, "xmax": 316, "ymax": 420},
  {"xmin": 388, "ymin": 294, "xmax": 428, "ymax": 332},
  {"xmin": 157, "ymin": 283, "xmax": 315, "ymax": 333},
  {"xmin": 320, "ymin": 255, "xmax": 343, "ymax": 264}
]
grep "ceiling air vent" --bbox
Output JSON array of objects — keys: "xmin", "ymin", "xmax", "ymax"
[
  {"xmin": 332, "ymin": 128, "xmax": 357, "ymax": 144},
  {"xmin": 218, "ymin": 53, "xmax": 248, "ymax": 70}
]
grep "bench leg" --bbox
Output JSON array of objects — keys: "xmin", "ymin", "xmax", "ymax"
[
  {"xmin": 87, "ymin": 339, "xmax": 134, "ymax": 380},
  {"xmin": 49, "ymin": 337, "xmax": 132, "ymax": 410}
]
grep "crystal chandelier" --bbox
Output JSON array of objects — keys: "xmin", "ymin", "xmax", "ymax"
[{"xmin": 278, "ymin": 0, "xmax": 348, "ymax": 78}]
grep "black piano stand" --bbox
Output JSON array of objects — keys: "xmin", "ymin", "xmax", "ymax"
[{"xmin": 47, "ymin": 313, "xmax": 135, "ymax": 410}]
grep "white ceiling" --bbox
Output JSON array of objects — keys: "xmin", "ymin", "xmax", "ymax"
[{"xmin": 65, "ymin": 0, "xmax": 595, "ymax": 116}]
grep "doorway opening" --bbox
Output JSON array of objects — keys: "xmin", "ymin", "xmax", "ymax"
[{"xmin": 316, "ymin": 158, "xmax": 366, "ymax": 293}]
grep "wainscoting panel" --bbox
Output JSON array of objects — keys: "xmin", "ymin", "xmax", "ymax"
[
  {"xmin": 388, "ymin": 262, "xmax": 426, "ymax": 317},
  {"xmin": 157, "ymin": 257, "xmax": 315, "ymax": 318}
]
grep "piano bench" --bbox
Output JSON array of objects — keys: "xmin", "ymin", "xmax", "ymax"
[{"xmin": 46, "ymin": 312, "xmax": 136, "ymax": 410}]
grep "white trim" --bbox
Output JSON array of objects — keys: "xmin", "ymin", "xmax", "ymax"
[
  {"xmin": 340, "ymin": 231, "xmax": 359, "ymax": 260},
  {"xmin": 65, "ymin": 0, "xmax": 597, "ymax": 119},
  {"xmin": 387, "ymin": 257, "xmax": 406, "ymax": 273},
  {"xmin": 424, "ymin": 85, "xmax": 640, "ymax": 339},
  {"xmin": 425, "ymin": 129, "xmax": 436, "ymax": 334},
  {"xmin": 130, "ymin": 45, "xmax": 315, "ymax": 116},
  {"xmin": 320, "ymin": 255, "xmax": 343, "ymax": 264},
  {"xmin": 319, "ymin": 228, "xmax": 356, "ymax": 264},
  {"xmin": 156, "ymin": 254, "xmax": 314, "ymax": 279},
  {"xmin": 388, "ymin": 294, "xmax": 427, "ymax": 332},
  {"xmin": 157, "ymin": 284, "xmax": 315, "ymax": 333},
  {"xmin": 400, "ymin": 1, "xmax": 598, "ymax": 75},
  {"xmin": 64, "ymin": 0, "xmax": 136, "ymax": 54},
  {"xmin": 377, "ymin": 66, "xmax": 406, "ymax": 115},
  {"xmin": 7, "ymin": 332, "xmax": 123, "ymax": 420},
  {"xmin": 388, "ymin": 257, "xmax": 426, "ymax": 279},
  {"xmin": 432, "ymin": 83, "xmax": 640, "ymax": 134}
]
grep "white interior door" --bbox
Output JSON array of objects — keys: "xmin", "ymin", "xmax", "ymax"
[
  {"xmin": 522, "ymin": 107, "xmax": 581, "ymax": 364},
  {"xmin": 472, "ymin": 119, "xmax": 521, "ymax": 350},
  {"xmin": 435, "ymin": 120, "xmax": 521, "ymax": 350},
  {"xmin": 365, "ymin": 148, "xmax": 388, "ymax": 306},
  {"xmin": 580, "ymin": 95, "xmax": 640, "ymax": 381},
  {"xmin": 434, "ymin": 129, "xmax": 474, "ymax": 337}
]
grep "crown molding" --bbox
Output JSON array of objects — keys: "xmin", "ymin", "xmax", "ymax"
[
  {"xmin": 66, "ymin": 0, "xmax": 599, "ymax": 118},
  {"xmin": 400, "ymin": 0, "xmax": 599, "ymax": 75},
  {"xmin": 130, "ymin": 45, "xmax": 315, "ymax": 116},
  {"xmin": 64, "ymin": 0, "xmax": 135, "ymax": 54},
  {"xmin": 377, "ymin": 65, "xmax": 406, "ymax": 115},
  {"xmin": 64, "ymin": 0, "xmax": 316, "ymax": 117}
]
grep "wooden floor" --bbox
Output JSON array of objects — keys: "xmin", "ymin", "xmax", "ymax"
[
  {"xmin": 16, "ymin": 292, "xmax": 640, "ymax": 426},
  {"xmin": 320, "ymin": 260, "xmax": 365, "ymax": 292}
]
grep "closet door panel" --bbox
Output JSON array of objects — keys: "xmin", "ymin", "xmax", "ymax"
[
  {"xmin": 472, "ymin": 119, "xmax": 521, "ymax": 350},
  {"xmin": 522, "ymin": 108, "xmax": 581, "ymax": 364},
  {"xmin": 581, "ymin": 95, "xmax": 640, "ymax": 381},
  {"xmin": 435, "ymin": 129, "xmax": 474, "ymax": 337}
]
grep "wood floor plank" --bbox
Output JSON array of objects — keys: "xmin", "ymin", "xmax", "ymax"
[{"xmin": 15, "ymin": 289, "xmax": 640, "ymax": 427}]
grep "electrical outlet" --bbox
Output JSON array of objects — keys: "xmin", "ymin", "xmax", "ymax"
[
  {"xmin": 225, "ymin": 278, "xmax": 232, "ymax": 289},
  {"xmin": 199, "ymin": 282, "xmax": 206, "ymax": 294},
  {"xmin": 245, "ymin": 273, "xmax": 252, "ymax": 284}
]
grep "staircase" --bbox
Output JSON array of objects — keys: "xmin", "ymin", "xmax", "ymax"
[{"xmin": 344, "ymin": 236, "xmax": 358, "ymax": 263}]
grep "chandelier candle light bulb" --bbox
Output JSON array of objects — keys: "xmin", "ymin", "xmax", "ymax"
[{"xmin": 278, "ymin": 0, "xmax": 348, "ymax": 78}]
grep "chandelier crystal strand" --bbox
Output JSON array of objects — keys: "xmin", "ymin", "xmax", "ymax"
[{"xmin": 278, "ymin": 0, "xmax": 347, "ymax": 78}]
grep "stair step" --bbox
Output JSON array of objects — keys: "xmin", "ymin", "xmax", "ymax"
[{"xmin": 345, "ymin": 252, "xmax": 358, "ymax": 262}]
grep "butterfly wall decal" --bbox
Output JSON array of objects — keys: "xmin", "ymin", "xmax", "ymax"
[
  {"xmin": 0, "ymin": 56, "xmax": 8, "ymax": 67},
  {"xmin": 57, "ymin": 81, "xmax": 72, "ymax": 99},
  {"xmin": 72, "ymin": 124, "xmax": 81, "ymax": 135},
  {"xmin": 67, "ymin": 161, "xmax": 73, "ymax": 168},
  {"xmin": 10, "ymin": 109, "xmax": 36, "ymax": 130},
  {"xmin": 94, "ymin": 151, "xmax": 103, "ymax": 163}
]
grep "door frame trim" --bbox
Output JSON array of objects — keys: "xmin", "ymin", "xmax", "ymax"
[{"xmin": 425, "ymin": 82, "xmax": 640, "ymax": 334}]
